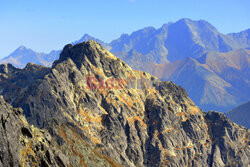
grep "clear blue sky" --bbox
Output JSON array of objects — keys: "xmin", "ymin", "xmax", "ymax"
[{"xmin": 0, "ymin": 0, "xmax": 249, "ymax": 58}]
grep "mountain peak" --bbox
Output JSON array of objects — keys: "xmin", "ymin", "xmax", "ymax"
[
  {"xmin": 178, "ymin": 18, "xmax": 192, "ymax": 23},
  {"xmin": 17, "ymin": 45, "xmax": 29, "ymax": 51},
  {"xmin": 119, "ymin": 33, "xmax": 129, "ymax": 39},
  {"xmin": 80, "ymin": 33, "xmax": 95, "ymax": 40},
  {"xmin": 60, "ymin": 40, "xmax": 99, "ymax": 58},
  {"xmin": 73, "ymin": 34, "xmax": 107, "ymax": 47},
  {"xmin": 176, "ymin": 18, "xmax": 207, "ymax": 24},
  {"xmin": 175, "ymin": 18, "xmax": 217, "ymax": 31},
  {"xmin": 131, "ymin": 26, "xmax": 156, "ymax": 36},
  {"xmin": 55, "ymin": 40, "xmax": 117, "ymax": 68},
  {"xmin": 12, "ymin": 45, "xmax": 37, "ymax": 55}
]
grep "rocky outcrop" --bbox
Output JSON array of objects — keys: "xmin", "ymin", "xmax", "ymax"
[
  {"xmin": 0, "ymin": 96, "xmax": 69, "ymax": 167},
  {"xmin": 205, "ymin": 111, "xmax": 250, "ymax": 166},
  {"xmin": 0, "ymin": 41, "xmax": 249, "ymax": 166}
]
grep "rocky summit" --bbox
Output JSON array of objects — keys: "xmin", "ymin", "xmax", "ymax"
[{"xmin": 0, "ymin": 40, "xmax": 249, "ymax": 166}]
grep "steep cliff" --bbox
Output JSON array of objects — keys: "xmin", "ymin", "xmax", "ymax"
[{"xmin": 0, "ymin": 96, "xmax": 69, "ymax": 167}]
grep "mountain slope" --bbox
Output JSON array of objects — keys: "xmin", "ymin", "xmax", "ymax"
[
  {"xmin": 227, "ymin": 29, "xmax": 250, "ymax": 48},
  {"xmin": 167, "ymin": 58, "xmax": 243, "ymax": 111},
  {"xmin": 0, "ymin": 41, "xmax": 249, "ymax": 166},
  {"xmin": 146, "ymin": 49, "xmax": 250, "ymax": 112},
  {"xmin": 197, "ymin": 49, "xmax": 250, "ymax": 97},
  {"xmin": 226, "ymin": 101, "xmax": 250, "ymax": 129}
]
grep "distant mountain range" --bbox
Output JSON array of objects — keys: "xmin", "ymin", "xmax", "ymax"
[
  {"xmin": 0, "ymin": 46, "xmax": 60, "ymax": 68},
  {"xmin": 3, "ymin": 18, "xmax": 249, "ymax": 68},
  {"xmin": 147, "ymin": 49, "xmax": 250, "ymax": 112},
  {"xmin": 0, "ymin": 34, "xmax": 110, "ymax": 68},
  {"xmin": 1, "ymin": 18, "xmax": 249, "ymax": 112},
  {"xmin": 110, "ymin": 18, "xmax": 249, "ymax": 63}
]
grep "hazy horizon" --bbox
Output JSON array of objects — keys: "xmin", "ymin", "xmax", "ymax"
[{"xmin": 1, "ymin": 0, "xmax": 250, "ymax": 58}]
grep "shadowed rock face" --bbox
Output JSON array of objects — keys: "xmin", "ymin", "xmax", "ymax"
[
  {"xmin": 0, "ymin": 41, "xmax": 249, "ymax": 166},
  {"xmin": 0, "ymin": 96, "xmax": 69, "ymax": 167},
  {"xmin": 226, "ymin": 101, "xmax": 250, "ymax": 129}
]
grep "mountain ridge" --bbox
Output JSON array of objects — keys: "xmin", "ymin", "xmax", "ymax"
[
  {"xmin": 3, "ymin": 18, "xmax": 250, "ymax": 68},
  {"xmin": 0, "ymin": 46, "xmax": 61, "ymax": 68}
]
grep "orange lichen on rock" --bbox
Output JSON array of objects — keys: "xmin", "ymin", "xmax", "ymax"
[
  {"xmin": 127, "ymin": 115, "xmax": 147, "ymax": 128},
  {"xmin": 117, "ymin": 93, "xmax": 134, "ymax": 109},
  {"xmin": 56, "ymin": 125, "xmax": 88, "ymax": 166},
  {"xmin": 20, "ymin": 142, "xmax": 38, "ymax": 167},
  {"xmin": 176, "ymin": 112, "xmax": 189, "ymax": 122},
  {"xmin": 162, "ymin": 126, "xmax": 174, "ymax": 134},
  {"xmin": 188, "ymin": 105, "xmax": 200, "ymax": 114}
]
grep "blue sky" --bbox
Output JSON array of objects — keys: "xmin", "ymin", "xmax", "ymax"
[{"xmin": 0, "ymin": 0, "xmax": 249, "ymax": 58}]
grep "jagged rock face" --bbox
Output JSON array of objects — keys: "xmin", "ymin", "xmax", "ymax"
[
  {"xmin": 205, "ymin": 111, "xmax": 250, "ymax": 167},
  {"xmin": 0, "ymin": 41, "xmax": 249, "ymax": 166},
  {"xmin": 0, "ymin": 96, "xmax": 69, "ymax": 167}
]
